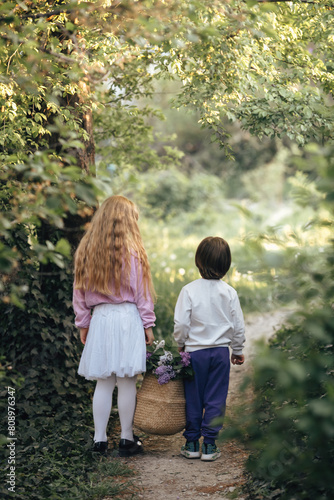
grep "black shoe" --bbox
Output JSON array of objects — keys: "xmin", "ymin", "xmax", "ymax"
[
  {"xmin": 118, "ymin": 438, "xmax": 144, "ymax": 457},
  {"xmin": 133, "ymin": 434, "xmax": 142, "ymax": 445},
  {"xmin": 92, "ymin": 441, "xmax": 108, "ymax": 455}
]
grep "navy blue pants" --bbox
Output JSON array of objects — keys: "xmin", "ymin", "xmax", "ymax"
[{"xmin": 183, "ymin": 347, "xmax": 230, "ymax": 445}]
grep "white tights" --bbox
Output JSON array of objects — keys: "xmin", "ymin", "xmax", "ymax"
[{"xmin": 93, "ymin": 374, "xmax": 137, "ymax": 443}]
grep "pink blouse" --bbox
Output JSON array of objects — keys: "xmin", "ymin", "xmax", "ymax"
[{"xmin": 73, "ymin": 253, "xmax": 156, "ymax": 329}]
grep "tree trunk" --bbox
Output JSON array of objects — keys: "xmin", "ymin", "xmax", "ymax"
[{"xmin": 76, "ymin": 81, "xmax": 95, "ymax": 174}]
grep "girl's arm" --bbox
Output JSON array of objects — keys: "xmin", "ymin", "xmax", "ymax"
[
  {"xmin": 145, "ymin": 327, "xmax": 154, "ymax": 345},
  {"xmin": 73, "ymin": 287, "xmax": 92, "ymax": 329},
  {"xmin": 80, "ymin": 327, "xmax": 89, "ymax": 345},
  {"xmin": 131, "ymin": 255, "xmax": 156, "ymax": 330}
]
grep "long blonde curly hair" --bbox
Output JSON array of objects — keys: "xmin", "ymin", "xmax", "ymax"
[{"xmin": 74, "ymin": 195, "xmax": 155, "ymax": 300}]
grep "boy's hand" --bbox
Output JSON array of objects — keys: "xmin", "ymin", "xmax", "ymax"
[
  {"xmin": 80, "ymin": 327, "xmax": 89, "ymax": 345},
  {"xmin": 231, "ymin": 354, "xmax": 245, "ymax": 365},
  {"xmin": 145, "ymin": 327, "xmax": 154, "ymax": 345}
]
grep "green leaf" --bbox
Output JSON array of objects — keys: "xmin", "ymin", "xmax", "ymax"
[{"xmin": 55, "ymin": 238, "xmax": 71, "ymax": 258}]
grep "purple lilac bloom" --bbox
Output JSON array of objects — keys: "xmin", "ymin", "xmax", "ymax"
[
  {"xmin": 155, "ymin": 365, "xmax": 173, "ymax": 376},
  {"xmin": 155, "ymin": 364, "xmax": 176, "ymax": 384},
  {"xmin": 157, "ymin": 373, "xmax": 171, "ymax": 385},
  {"xmin": 180, "ymin": 351, "xmax": 191, "ymax": 367},
  {"xmin": 146, "ymin": 352, "xmax": 153, "ymax": 360},
  {"xmin": 155, "ymin": 365, "xmax": 166, "ymax": 376}
]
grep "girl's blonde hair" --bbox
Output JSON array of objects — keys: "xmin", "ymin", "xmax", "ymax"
[{"xmin": 74, "ymin": 195, "xmax": 155, "ymax": 300}]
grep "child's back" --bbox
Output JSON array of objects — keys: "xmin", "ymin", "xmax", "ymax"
[
  {"xmin": 174, "ymin": 278, "xmax": 244, "ymax": 353},
  {"xmin": 173, "ymin": 237, "xmax": 245, "ymax": 461}
]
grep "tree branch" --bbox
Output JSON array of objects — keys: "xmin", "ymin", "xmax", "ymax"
[
  {"xmin": 256, "ymin": 0, "xmax": 330, "ymax": 4},
  {"xmin": 0, "ymin": 8, "xmax": 74, "ymax": 24},
  {"xmin": 22, "ymin": 8, "xmax": 76, "ymax": 20}
]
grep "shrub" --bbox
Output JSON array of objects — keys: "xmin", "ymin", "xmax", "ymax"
[
  {"xmin": 243, "ymin": 314, "xmax": 334, "ymax": 500},
  {"xmin": 0, "ymin": 263, "xmax": 132, "ymax": 499},
  {"xmin": 221, "ymin": 144, "xmax": 334, "ymax": 500}
]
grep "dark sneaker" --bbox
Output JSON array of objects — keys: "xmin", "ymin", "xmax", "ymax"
[
  {"xmin": 201, "ymin": 442, "xmax": 221, "ymax": 461},
  {"xmin": 118, "ymin": 438, "xmax": 144, "ymax": 457},
  {"xmin": 181, "ymin": 440, "xmax": 201, "ymax": 459},
  {"xmin": 133, "ymin": 434, "xmax": 143, "ymax": 446},
  {"xmin": 92, "ymin": 441, "xmax": 108, "ymax": 455}
]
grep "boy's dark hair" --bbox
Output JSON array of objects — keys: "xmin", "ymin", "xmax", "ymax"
[{"xmin": 195, "ymin": 236, "xmax": 231, "ymax": 280}]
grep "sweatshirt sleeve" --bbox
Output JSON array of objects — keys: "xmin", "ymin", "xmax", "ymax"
[
  {"xmin": 173, "ymin": 287, "xmax": 191, "ymax": 348},
  {"xmin": 131, "ymin": 256, "xmax": 156, "ymax": 329},
  {"xmin": 230, "ymin": 292, "xmax": 245, "ymax": 355},
  {"xmin": 72, "ymin": 286, "xmax": 92, "ymax": 328}
]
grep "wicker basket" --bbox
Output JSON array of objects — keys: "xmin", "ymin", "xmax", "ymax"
[{"xmin": 134, "ymin": 373, "xmax": 186, "ymax": 435}]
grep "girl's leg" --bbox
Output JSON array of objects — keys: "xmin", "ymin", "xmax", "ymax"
[
  {"xmin": 93, "ymin": 374, "xmax": 116, "ymax": 442},
  {"xmin": 202, "ymin": 347, "xmax": 230, "ymax": 444},
  {"xmin": 116, "ymin": 375, "xmax": 137, "ymax": 441}
]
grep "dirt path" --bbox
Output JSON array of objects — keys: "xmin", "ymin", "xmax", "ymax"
[{"xmin": 114, "ymin": 309, "xmax": 290, "ymax": 500}]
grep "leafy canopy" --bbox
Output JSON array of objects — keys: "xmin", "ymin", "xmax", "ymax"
[{"xmin": 1, "ymin": 0, "xmax": 334, "ymax": 294}]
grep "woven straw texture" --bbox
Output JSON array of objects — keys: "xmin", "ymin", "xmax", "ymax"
[{"xmin": 134, "ymin": 373, "xmax": 186, "ymax": 435}]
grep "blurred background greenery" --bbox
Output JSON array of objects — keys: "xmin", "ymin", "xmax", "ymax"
[
  {"xmin": 1, "ymin": 2, "xmax": 333, "ymax": 499},
  {"xmin": 109, "ymin": 80, "xmax": 334, "ymax": 500},
  {"xmin": 3, "ymin": 76, "xmax": 332, "ymax": 499},
  {"xmin": 99, "ymin": 79, "xmax": 331, "ymax": 341}
]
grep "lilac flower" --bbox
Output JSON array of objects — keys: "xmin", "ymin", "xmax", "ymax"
[
  {"xmin": 155, "ymin": 364, "xmax": 176, "ymax": 384},
  {"xmin": 158, "ymin": 351, "xmax": 173, "ymax": 365},
  {"xmin": 155, "ymin": 365, "xmax": 167, "ymax": 376},
  {"xmin": 180, "ymin": 351, "xmax": 191, "ymax": 367},
  {"xmin": 157, "ymin": 373, "xmax": 172, "ymax": 385},
  {"xmin": 155, "ymin": 365, "xmax": 173, "ymax": 376},
  {"xmin": 146, "ymin": 342, "xmax": 194, "ymax": 384}
]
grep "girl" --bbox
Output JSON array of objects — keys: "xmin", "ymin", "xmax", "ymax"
[
  {"xmin": 173, "ymin": 236, "xmax": 245, "ymax": 461},
  {"xmin": 73, "ymin": 195, "xmax": 156, "ymax": 457}
]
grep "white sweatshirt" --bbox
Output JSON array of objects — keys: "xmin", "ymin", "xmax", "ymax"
[{"xmin": 173, "ymin": 278, "xmax": 245, "ymax": 355}]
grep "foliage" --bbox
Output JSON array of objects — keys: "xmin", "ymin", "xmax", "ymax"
[
  {"xmin": 0, "ymin": 0, "xmax": 195, "ymax": 299},
  {"xmin": 137, "ymin": 78, "xmax": 280, "ymax": 198},
  {"xmin": 146, "ymin": 339, "xmax": 193, "ymax": 385},
  {"xmin": 1, "ymin": 2, "xmax": 334, "ymax": 498},
  {"xmin": 0, "ymin": 5, "xmax": 202, "ymax": 494},
  {"xmin": 2, "ymin": 0, "xmax": 334, "ymax": 294},
  {"xmin": 0, "ymin": 249, "xmax": 135, "ymax": 499},
  {"xmin": 170, "ymin": 0, "xmax": 334, "ymax": 147},
  {"xmin": 219, "ymin": 144, "xmax": 334, "ymax": 500},
  {"xmin": 243, "ymin": 319, "xmax": 334, "ymax": 500},
  {"xmin": 119, "ymin": 167, "xmax": 227, "ymax": 221}
]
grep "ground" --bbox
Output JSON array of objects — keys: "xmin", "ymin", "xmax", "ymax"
[{"xmin": 105, "ymin": 309, "xmax": 290, "ymax": 500}]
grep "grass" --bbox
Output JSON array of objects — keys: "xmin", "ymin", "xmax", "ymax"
[
  {"xmin": 0, "ymin": 395, "xmax": 136, "ymax": 500},
  {"xmin": 86, "ymin": 460, "xmax": 138, "ymax": 500}
]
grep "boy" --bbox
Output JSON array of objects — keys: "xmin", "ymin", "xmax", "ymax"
[{"xmin": 174, "ymin": 236, "xmax": 245, "ymax": 461}]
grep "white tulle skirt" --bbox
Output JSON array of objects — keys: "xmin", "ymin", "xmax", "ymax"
[{"xmin": 78, "ymin": 302, "xmax": 146, "ymax": 380}]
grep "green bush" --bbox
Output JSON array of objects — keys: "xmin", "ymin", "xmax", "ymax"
[
  {"xmin": 242, "ymin": 313, "xmax": 334, "ymax": 500},
  {"xmin": 220, "ymin": 144, "xmax": 334, "ymax": 500},
  {"xmin": 123, "ymin": 168, "xmax": 227, "ymax": 224},
  {"xmin": 0, "ymin": 262, "xmax": 133, "ymax": 499}
]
